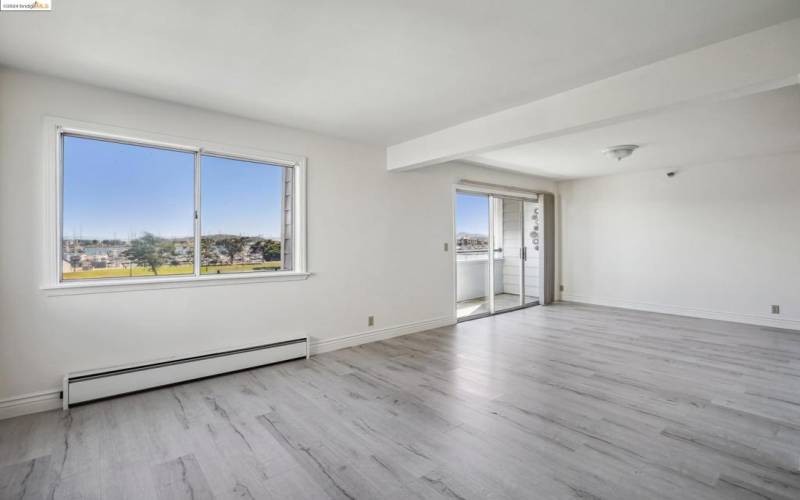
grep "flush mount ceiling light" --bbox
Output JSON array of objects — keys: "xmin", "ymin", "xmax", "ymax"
[{"xmin": 603, "ymin": 144, "xmax": 639, "ymax": 161}]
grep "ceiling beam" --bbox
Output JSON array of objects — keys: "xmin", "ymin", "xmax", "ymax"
[{"xmin": 387, "ymin": 18, "xmax": 800, "ymax": 171}]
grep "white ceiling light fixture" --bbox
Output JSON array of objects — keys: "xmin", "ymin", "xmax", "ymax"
[{"xmin": 603, "ymin": 144, "xmax": 639, "ymax": 161}]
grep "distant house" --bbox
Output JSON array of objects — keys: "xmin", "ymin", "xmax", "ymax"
[{"xmin": 91, "ymin": 255, "xmax": 109, "ymax": 268}]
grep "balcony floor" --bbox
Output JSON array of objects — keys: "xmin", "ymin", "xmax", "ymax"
[{"xmin": 457, "ymin": 292, "xmax": 538, "ymax": 319}]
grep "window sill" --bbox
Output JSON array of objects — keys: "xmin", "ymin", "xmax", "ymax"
[{"xmin": 42, "ymin": 271, "xmax": 311, "ymax": 296}]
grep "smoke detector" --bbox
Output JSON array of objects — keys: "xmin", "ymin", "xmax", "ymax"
[{"xmin": 603, "ymin": 144, "xmax": 639, "ymax": 161}]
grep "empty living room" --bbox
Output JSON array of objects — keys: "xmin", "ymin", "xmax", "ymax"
[{"xmin": 2, "ymin": 1, "xmax": 800, "ymax": 499}]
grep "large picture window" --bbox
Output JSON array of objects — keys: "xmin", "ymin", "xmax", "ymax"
[{"xmin": 55, "ymin": 127, "xmax": 304, "ymax": 286}]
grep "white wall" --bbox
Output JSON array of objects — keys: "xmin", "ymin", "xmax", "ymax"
[
  {"xmin": 559, "ymin": 154, "xmax": 800, "ymax": 329},
  {"xmin": 0, "ymin": 68, "xmax": 556, "ymax": 414}
]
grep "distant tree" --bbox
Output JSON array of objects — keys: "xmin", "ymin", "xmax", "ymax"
[
  {"xmin": 217, "ymin": 237, "xmax": 247, "ymax": 265},
  {"xmin": 250, "ymin": 239, "xmax": 281, "ymax": 262},
  {"xmin": 122, "ymin": 232, "xmax": 175, "ymax": 275},
  {"xmin": 200, "ymin": 237, "xmax": 217, "ymax": 270},
  {"xmin": 183, "ymin": 244, "xmax": 194, "ymax": 263},
  {"xmin": 69, "ymin": 255, "xmax": 81, "ymax": 270}
]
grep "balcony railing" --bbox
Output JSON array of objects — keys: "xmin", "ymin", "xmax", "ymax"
[{"xmin": 456, "ymin": 250, "xmax": 504, "ymax": 301}]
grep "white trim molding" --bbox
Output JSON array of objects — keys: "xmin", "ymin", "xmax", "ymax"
[
  {"xmin": 43, "ymin": 272, "xmax": 311, "ymax": 297},
  {"xmin": 562, "ymin": 294, "xmax": 800, "ymax": 331},
  {"xmin": 0, "ymin": 390, "xmax": 62, "ymax": 420},
  {"xmin": 310, "ymin": 315, "xmax": 455, "ymax": 355}
]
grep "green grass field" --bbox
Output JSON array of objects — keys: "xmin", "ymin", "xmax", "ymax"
[{"xmin": 63, "ymin": 262, "xmax": 281, "ymax": 280}]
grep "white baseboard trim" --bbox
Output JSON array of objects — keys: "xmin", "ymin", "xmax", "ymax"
[
  {"xmin": 1, "ymin": 315, "xmax": 457, "ymax": 420},
  {"xmin": 310, "ymin": 315, "xmax": 456, "ymax": 355},
  {"xmin": 562, "ymin": 293, "xmax": 800, "ymax": 330},
  {"xmin": 0, "ymin": 389, "xmax": 62, "ymax": 420}
]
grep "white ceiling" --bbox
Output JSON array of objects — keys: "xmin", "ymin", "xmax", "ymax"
[
  {"xmin": 1, "ymin": 0, "xmax": 799, "ymax": 144},
  {"xmin": 470, "ymin": 85, "xmax": 800, "ymax": 180}
]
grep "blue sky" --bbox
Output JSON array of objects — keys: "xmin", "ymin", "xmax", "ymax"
[
  {"xmin": 456, "ymin": 192, "xmax": 488, "ymax": 235},
  {"xmin": 201, "ymin": 155, "xmax": 282, "ymax": 238},
  {"xmin": 62, "ymin": 135, "xmax": 283, "ymax": 240}
]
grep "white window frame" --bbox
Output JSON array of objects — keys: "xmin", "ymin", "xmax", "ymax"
[{"xmin": 42, "ymin": 117, "xmax": 308, "ymax": 295}]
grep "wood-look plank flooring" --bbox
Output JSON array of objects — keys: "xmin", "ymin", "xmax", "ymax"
[
  {"xmin": 456, "ymin": 293, "xmax": 537, "ymax": 318},
  {"xmin": 2, "ymin": 303, "xmax": 800, "ymax": 499}
]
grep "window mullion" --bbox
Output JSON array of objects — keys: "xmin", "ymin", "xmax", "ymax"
[{"xmin": 193, "ymin": 150, "xmax": 202, "ymax": 278}]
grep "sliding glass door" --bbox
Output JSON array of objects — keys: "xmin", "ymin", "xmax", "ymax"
[
  {"xmin": 455, "ymin": 192, "xmax": 491, "ymax": 320},
  {"xmin": 493, "ymin": 197, "xmax": 524, "ymax": 312},
  {"xmin": 456, "ymin": 190, "xmax": 540, "ymax": 321},
  {"xmin": 523, "ymin": 199, "xmax": 541, "ymax": 306}
]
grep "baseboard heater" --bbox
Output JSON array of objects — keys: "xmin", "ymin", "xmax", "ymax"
[{"xmin": 62, "ymin": 337, "xmax": 308, "ymax": 408}]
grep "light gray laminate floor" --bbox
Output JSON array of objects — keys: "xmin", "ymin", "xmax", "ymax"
[
  {"xmin": 2, "ymin": 303, "xmax": 800, "ymax": 499},
  {"xmin": 456, "ymin": 293, "xmax": 538, "ymax": 319}
]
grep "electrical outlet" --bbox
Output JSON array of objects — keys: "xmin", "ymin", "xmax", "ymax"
[
  {"xmin": 444, "ymin": 242, "xmax": 449, "ymax": 251},
  {"xmin": 771, "ymin": 305, "xmax": 780, "ymax": 314},
  {"xmin": 368, "ymin": 315, "xmax": 375, "ymax": 326},
  {"xmin": 559, "ymin": 285, "xmax": 564, "ymax": 292}
]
